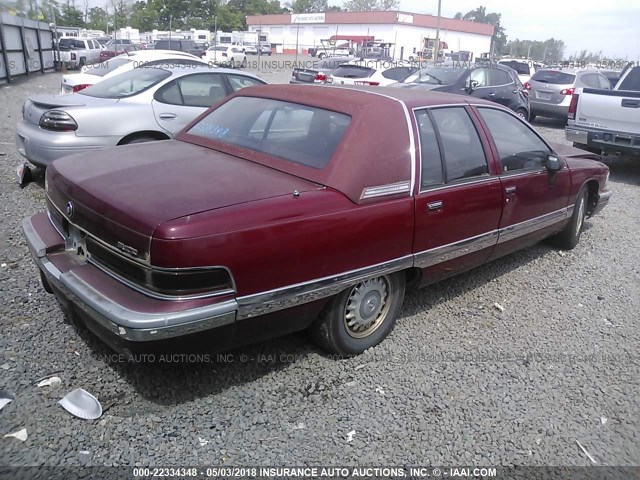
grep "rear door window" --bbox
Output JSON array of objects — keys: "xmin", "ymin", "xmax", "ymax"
[
  {"xmin": 430, "ymin": 107, "xmax": 489, "ymax": 182},
  {"xmin": 155, "ymin": 73, "xmax": 228, "ymax": 107},
  {"xmin": 489, "ymin": 68, "xmax": 512, "ymax": 86},
  {"xmin": 226, "ymin": 75, "xmax": 265, "ymax": 92},
  {"xmin": 414, "ymin": 110, "xmax": 444, "ymax": 189}
]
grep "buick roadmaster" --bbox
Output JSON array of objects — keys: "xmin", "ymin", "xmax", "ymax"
[{"xmin": 22, "ymin": 85, "xmax": 612, "ymax": 356}]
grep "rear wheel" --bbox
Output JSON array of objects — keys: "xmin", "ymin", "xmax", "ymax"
[
  {"xmin": 515, "ymin": 108, "xmax": 528, "ymax": 121},
  {"xmin": 310, "ymin": 273, "xmax": 406, "ymax": 356},
  {"xmin": 550, "ymin": 187, "xmax": 587, "ymax": 250}
]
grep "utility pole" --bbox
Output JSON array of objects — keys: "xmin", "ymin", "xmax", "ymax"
[{"xmin": 434, "ymin": 0, "xmax": 442, "ymax": 63}]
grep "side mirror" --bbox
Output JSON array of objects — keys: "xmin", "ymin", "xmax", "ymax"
[{"xmin": 545, "ymin": 154, "xmax": 562, "ymax": 171}]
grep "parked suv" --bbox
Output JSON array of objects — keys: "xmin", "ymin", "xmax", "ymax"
[
  {"xmin": 154, "ymin": 39, "xmax": 204, "ymax": 57},
  {"xmin": 526, "ymin": 68, "xmax": 611, "ymax": 121},
  {"xmin": 391, "ymin": 62, "xmax": 530, "ymax": 120}
]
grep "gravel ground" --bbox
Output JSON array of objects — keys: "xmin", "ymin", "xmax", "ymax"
[{"xmin": 0, "ymin": 60, "xmax": 639, "ymax": 468}]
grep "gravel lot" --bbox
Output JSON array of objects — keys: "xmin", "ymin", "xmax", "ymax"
[{"xmin": 1, "ymin": 58, "xmax": 639, "ymax": 468}]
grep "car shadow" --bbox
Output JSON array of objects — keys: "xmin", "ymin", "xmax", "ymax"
[
  {"xmin": 530, "ymin": 117, "xmax": 567, "ymax": 130},
  {"xmin": 67, "ymin": 236, "xmax": 576, "ymax": 407},
  {"xmin": 600, "ymin": 154, "xmax": 640, "ymax": 186}
]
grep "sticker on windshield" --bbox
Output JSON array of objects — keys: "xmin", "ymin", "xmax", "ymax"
[{"xmin": 192, "ymin": 122, "xmax": 230, "ymax": 138}]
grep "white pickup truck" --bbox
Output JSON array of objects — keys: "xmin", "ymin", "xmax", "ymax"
[
  {"xmin": 566, "ymin": 65, "xmax": 640, "ymax": 158},
  {"xmin": 54, "ymin": 37, "xmax": 103, "ymax": 70}
]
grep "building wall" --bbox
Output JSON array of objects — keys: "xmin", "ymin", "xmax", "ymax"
[{"xmin": 249, "ymin": 22, "xmax": 491, "ymax": 60}]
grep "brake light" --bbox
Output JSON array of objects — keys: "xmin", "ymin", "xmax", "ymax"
[
  {"xmin": 315, "ymin": 72, "xmax": 327, "ymax": 82},
  {"xmin": 523, "ymin": 82, "xmax": 531, "ymax": 90},
  {"xmin": 72, "ymin": 84, "xmax": 91, "ymax": 93},
  {"xmin": 568, "ymin": 94, "xmax": 579, "ymax": 120},
  {"xmin": 560, "ymin": 87, "xmax": 575, "ymax": 95},
  {"xmin": 39, "ymin": 110, "xmax": 78, "ymax": 131}
]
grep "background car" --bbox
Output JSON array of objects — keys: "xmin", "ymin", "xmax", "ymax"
[
  {"xmin": 55, "ymin": 37, "xmax": 103, "ymax": 69},
  {"xmin": 497, "ymin": 58, "xmax": 538, "ymax": 83},
  {"xmin": 290, "ymin": 56, "xmax": 353, "ymax": 84},
  {"xmin": 391, "ymin": 62, "xmax": 531, "ymax": 120},
  {"xmin": 154, "ymin": 39, "xmax": 204, "ymax": 57},
  {"xmin": 60, "ymin": 50, "xmax": 207, "ymax": 94},
  {"xmin": 598, "ymin": 69, "xmax": 622, "ymax": 88},
  {"xmin": 526, "ymin": 68, "xmax": 611, "ymax": 121},
  {"xmin": 99, "ymin": 42, "xmax": 139, "ymax": 61},
  {"xmin": 259, "ymin": 43, "xmax": 272, "ymax": 56},
  {"xmin": 240, "ymin": 42, "xmax": 258, "ymax": 55},
  {"xmin": 16, "ymin": 66, "xmax": 266, "ymax": 168},
  {"xmin": 328, "ymin": 60, "xmax": 416, "ymax": 86},
  {"xmin": 203, "ymin": 45, "xmax": 247, "ymax": 68}
]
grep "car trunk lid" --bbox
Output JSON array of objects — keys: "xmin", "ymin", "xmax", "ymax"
[
  {"xmin": 23, "ymin": 94, "xmax": 115, "ymax": 125},
  {"xmin": 46, "ymin": 140, "xmax": 322, "ymax": 262},
  {"xmin": 530, "ymin": 70, "xmax": 576, "ymax": 104}
]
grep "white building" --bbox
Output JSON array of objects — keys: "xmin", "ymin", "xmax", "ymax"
[{"xmin": 246, "ymin": 11, "xmax": 494, "ymax": 60}]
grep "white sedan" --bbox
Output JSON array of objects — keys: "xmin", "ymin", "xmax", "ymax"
[
  {"xmin": 202, "ymin": 46, "xmax": 247, "ymax": 68},
  {"xmin": 60, "ymin": 50, "xmax": 207, "ymax": 94},
  {"xmin": 327, "ymin": 60, "xmax": 416, "ymax": 86}
]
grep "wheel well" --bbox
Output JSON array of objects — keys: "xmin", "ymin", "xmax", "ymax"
[
  {"xmin": 585, "ymin": 179, "xmax": 600, "ymax": 215},
  {"xmin": 404, "ymin": 267, "xmax": 422, "ymax": 289},
  {"xmin": 117, "ymin": 131, "xmax": 170, "ymax": 146}
]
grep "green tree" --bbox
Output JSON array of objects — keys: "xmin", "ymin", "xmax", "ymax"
[
  {"xmin": 343, "ymin": 0, "xmax": 397, "ymax": 11},
  {"xmin": 289, "ymin": 0, "xmax": 328, "ymax": 13},
  {"xmin": 87, "ymin": 6, "xmax": 109, "ymax": 30},
  {"xmin": 215, "ymin": 4, "xmax": 243, "ymax": 31},
  {"xmin": 60, "ymin": 0, "xmax": 85, "ymax": 26},
  {"xmin": 454, "ymin": 6, "xmax": 507, "ymax": 55},
  {"xmin": 129, "ymin": 1, "xmax": 158, "ymax": 31}
]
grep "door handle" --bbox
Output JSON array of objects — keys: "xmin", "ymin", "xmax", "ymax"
[
  {"xmin": 505, "ymin": 186, "xmax": 517, "ymax": 194},
  {"xmin": 427, "ymin": 200, "xmax": 443, "ymax": 211},
  {"xmin": 159, "ymin": 113, "xmax": 177, "ymax": 119},
  {"xmin": 488, "ymin": 91, "xmax": 497, "ymax": 97}
]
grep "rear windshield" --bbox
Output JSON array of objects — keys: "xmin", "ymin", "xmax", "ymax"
[
  {"xmin": 83, "ymin": 56, "xmax": 131, "ymax": 77},
  {"xmin": 188, "ymin": 97, "xmax": 351, "ymax": 169},
  {"xmin": 332, "ymin": 65, "xmax": 375, "ymax": 79},
  {"xmin": 80, "ymin": 67, "xmax": 170, "ymax": 98},
  {"xmin": 618, "ymin": 68, "xmax": 640, "ymax": 91},
  {"xmin": 59, "ymin": 38, "xmax": 85, "ymax": 49},
  {"xmin": 208, "ymin": 46, "xmax": 228, "ymax": 51},
  {"xmin": 403, "ymin": 67, "xmax": 465, "ymax": 85},
  {"xmin": 499, "ymin": 61, "xmax": 530, "ymax": 75},
  {"xmin": 531, "ymin": 70, "xmax": 576, "ymax": 85}
]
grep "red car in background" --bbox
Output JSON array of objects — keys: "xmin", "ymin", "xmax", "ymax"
[
  {"xmin": 99, "ymin": 41, "xmax": 139, "ymax": 61},
  {"xmin": 22, "ymin": 85, "xmax": 611, "ymax": 357}
]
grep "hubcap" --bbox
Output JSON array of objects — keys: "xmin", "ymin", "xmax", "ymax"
[
  {"xmin": 575, "ymin": 196, "xmax": 585, "ymax": 235},
  {"xmin": 343, "ymin": 277, "xmax": 391, "ymax": 338}
]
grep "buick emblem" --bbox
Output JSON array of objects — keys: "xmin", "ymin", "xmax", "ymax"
[{"xmin": 65, "ymin": 201, "xmax": 74, "ymax": 218}]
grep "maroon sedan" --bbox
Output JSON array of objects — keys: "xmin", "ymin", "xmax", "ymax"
[{"xmin": 22, "ymin": 85, "xmax": 612, "ymax": 356}]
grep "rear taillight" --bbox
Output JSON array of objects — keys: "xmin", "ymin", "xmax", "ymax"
[
  {"xmin": 568, "ymin": 94, "xmax": 579, "ymax": 120},
  {"xmin": 523, "ymin": 82, "xmax": 531, "ymax": 90},
  {"xmin": 39, "ymin": 110, "xmax": 78, "ymax": 131},
  {"xmin": 72, "ymin": 84, "xmax": 90, "ymax": 93},
  {"xmin": 560, "ymin": 87, "xmax": 575, "ymax": 95},
  {"xmin": 71, "ymin": 53, "xmax": 76, "ymax": 60},
  {"xmin": 314, "ymin": 72, "xmax": 327, "ymax": 82}
]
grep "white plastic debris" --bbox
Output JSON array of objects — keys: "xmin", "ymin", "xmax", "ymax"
[
  {"xmin": 59, "ymin": 389, "xmax": 102, "ymax": 420},
  {"xmin": 293, "ymin": 422, "xmax": 305, "ymax": 430},
  {"xmin": 576, "ymin": 440, "xmax": 598, "ymax": 464},
  {"xmin": 601, "ymin": 417, "xmax": 608, "ymax": 425},
  {"xmin": 0, "ymin": 391, "xmax": 12, "ymax": 412},
  {"xmin": 37, "ymin": 376, "xmax": 62, "ymax": 388},
  {"xmin": 375, "ymin": 386, "xmax": 385, "ymax": 395},
  {"xmin": 198, "ymin": 437, "xmax": 209, "ymax": 446},
  {"xmin": 536, "ymin": 438, "xmax": 541, "ymax": 445},
  {"xmin": 493, "ymin": 302, "xmax": 505, "ymax": 312},
  {"xmin": 4, "ymin": 428, "xmax": 27, "ymax": 442},
  {"xmin": 558, "ymin": 251, "xmax": 567, "ymax": 257},
  {"xmin": 346, "ymin": 430, "xmax": 356, "ymax": 443},
  {"xmin": 0, "ymin": 263, "xmax": 6, "ymax": 268},
  {"xmin": 0, "ymin": 364, "xmax": 9, "ymax": 370}
]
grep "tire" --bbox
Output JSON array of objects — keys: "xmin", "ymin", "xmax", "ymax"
[
  {"xmin": 310, "ymin": 272, "xmax": 406, "ymax": 356},
  {"xmin": 318, "ymin": 53, "xmax": 326, "ymax": 60},
  {"xmin": 408, "ymin": 56, "xmax": 415, "ymax": 62},
  {"xmin": 122, "ymin": 136, "xmax": 158, "ymax": 145},
  {"xmin": 550, "ymin": 187, "xmax": 588, "ymax": 250},
  {"xmin": 241, "ymin": 57, "xmax": 247, "ymax": 68},
  {"xmin": 77, "ymin": 58, "xmax": 86, "ymax": 70},
  {"xmin": 515, "ymin": 108, "xmax": 528, "ymax": 121}
]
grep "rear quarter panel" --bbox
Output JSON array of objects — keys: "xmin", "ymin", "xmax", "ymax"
[{"xmin": 151, "ymin": 189, "xmax": 415, "ymax": 297}]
